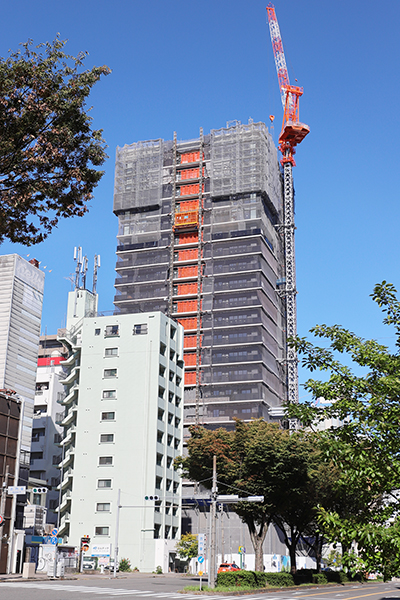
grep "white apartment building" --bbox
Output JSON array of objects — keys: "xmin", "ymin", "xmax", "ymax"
[
  {"xmin": 30, "ymin": 336, "xmax": 67, "ymax": 523},
  {"xmin": 0, "ymin": 254, "xmax": 44, "ymax": 458},
  {"xmin": 57, "ymin": 289, "xmax": 184, "ymax": 572}
]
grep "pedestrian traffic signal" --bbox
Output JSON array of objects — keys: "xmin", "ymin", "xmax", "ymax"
[
  {"xmin": 145, "ymin": 495, "xmax": 160, "ymax": 501},
  {"xmin": 32, "ymin": 487, "xmax": 47, "ymax": 494}
]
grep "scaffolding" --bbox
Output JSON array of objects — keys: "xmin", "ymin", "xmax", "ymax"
[{"xmin": 113, "ymin": 121, "xmax": 287, "ymax": 430}]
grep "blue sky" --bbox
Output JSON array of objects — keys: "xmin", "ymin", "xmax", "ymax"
[{"xmin": 2, "ymin": 0, "xmax": 399, "ymax": 394}]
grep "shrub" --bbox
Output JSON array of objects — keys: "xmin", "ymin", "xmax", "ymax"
[
  {"xmin": 119, "ymin": 558, "xmax": 131, "ymax": 572},
  {"xmin": 264, "ymin": 572, "xmax": 295, "ymax": 587},
  {"xmin": 293, "ymin": 569, "xmax": 315, "ymax": 585},
  {"xmin": 312, "ymin": 573, "xmax": 328, "ymax": 584},
  {"xmin": 326, "ymin": 570, "xmax": 348, "ymax": 584},
  {"xmin": 217, "ymin": 570, "xmax": 256, "ymax": 588}
]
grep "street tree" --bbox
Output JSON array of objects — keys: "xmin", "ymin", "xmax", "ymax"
[
  {"xmin": 175, "ymin": 533, "xmax": 198, "ymax": 564},
  {"xmin": 0, "ymin": 35, "xmax": 110, "ymax": 245},
  {"xmin": 175, "ymin": 420, "xmax": 326, "ymax": 573},
  {"xmin": 287, "ymin": 281, "xmax": 400, "ymax": 578}
]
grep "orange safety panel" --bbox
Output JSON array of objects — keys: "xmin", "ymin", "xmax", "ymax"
[
  {"xmin": 179, "ymin": 200, "xmax": 199, "ymax": 212},
  {"xmin": 176, "ymin": 300, "xmax": 197, "ymax": 313},
  {"xmin": 184, "ymin": 353, "xmax": 197, "ymax": 367},
  {"xmin": 177, "ymin": 283, "xmax": 197, "ymax": 295},
  {"xmin": 180, "ymin": 183, "xmax": 204, "ymax": 196},
  {"xmin": 177, "ymin": 317, "xmax": 197, "ymax": 330},
  {"xmin": 185, "ymin": 371, "xmax": 197, "ymax": 385},
  {"xmin": 177, "ymin": 265, "xmax": 197, "ymax": 278},
  {"xmin": 184, "ymin": 335, "xmax": 198, "ymax": 348},
  {"xmin": 181, "ymin": 168, "xmax": 199, "ymax": 180},
  {"xmin": 177, "ymin": 249, "xmax": 198, "ymax": 262},
  {"xmin": 177, "ymin": 232, "xmax": 198, "ymax": 245},
  {"xmin": 181, "ymin": 151, "xmax": 200, "ymax": 164}
]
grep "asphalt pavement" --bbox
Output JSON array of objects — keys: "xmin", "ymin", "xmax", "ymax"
[{"xmin": 1, "ymin": 574, "xmax": 400, "ymax": 600}]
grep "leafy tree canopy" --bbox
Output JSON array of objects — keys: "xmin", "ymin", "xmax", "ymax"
[
  {"xmin": 287, "ymin": 281, "xmax": 400, "ymax": 579},
  {"xmin": 0, "ymin": 35, "xmax": 110, "ymax": 245},
  {"xmin": 175, "ymin": 420, "xmax": 328, "ymax": 572},
  {"xmin": 175, "ymin": 533, "xmax": 198, "ymax": 561}
]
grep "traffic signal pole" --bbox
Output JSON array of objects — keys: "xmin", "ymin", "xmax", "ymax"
[{"xmin": 209, "ymin": 455, "xmax": 217, "ymax": 589}]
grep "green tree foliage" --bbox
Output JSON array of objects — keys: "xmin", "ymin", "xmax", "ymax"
[
  {"xmin": 287, "ymin": 281, "xmax": 400, "ymax": 579},
  {"xmin": 0, "ymin": 36, "xmax": 110, "ymax": 245},
  {"xmin": 175, "ymin": 533, "xmax": 198, "ymax": 561},
  {"xmin": 175, "ymin": 420, "xmax": 328, "ymax": 573}
]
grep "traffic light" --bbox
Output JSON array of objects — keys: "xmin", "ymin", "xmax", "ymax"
[
  {"xmin": 145, "ymin": 495, "xmax": 160, "ymax": 501},
  {"xmin": 32, "ymin": 487, "xmax": 47, "ymax": 494}
]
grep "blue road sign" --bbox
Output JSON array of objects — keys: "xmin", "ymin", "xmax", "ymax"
[
  {"xmin": 198, "ymin": 555, "xmax": 205, "ymax": 563},
  {"xmin": 50, "ymin": 536, "xmax": 58, "ymax": 545}
]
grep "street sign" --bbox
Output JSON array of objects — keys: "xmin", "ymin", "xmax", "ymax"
[
  {"xmin": 198, "ymin": 533, "xmax": 205, "ymax": 555},
  {"xmin": 44, "ymin": 536, "xmax": 52, "ymax": 544},
  {"xmin": 51, "ymin": 528, "xmax": 58, "ymax": 536},
  {"xmin": 0, "ymin": 515, "xmax": 3, "ymax": 525},
  {"xmin": 82, "ymin": 544, "xmax": 89, "ymax": 552},
  {"xmin": 198, "ymin": 570, "xmax": 203, "ymax": 576},
  {"xmin": 50, "ymin": 536, "xmax": 58, "ymax": 545},
  {"xmin": 198, "ymin": 555, "xmax": 205, "ymax": 564},
  {"xmin": 238, "ymin": 546, "xmax": 246, "ymax": 554},
  {"xmin": 7, "ymin": 486, "xmax": 26, "ymax": 494}
]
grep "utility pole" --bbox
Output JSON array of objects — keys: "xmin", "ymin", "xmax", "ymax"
[
  {"xmin": 114, "ymin": 488, "xmax": 121, "ymax": 579},
  {"xmin": 209, "ymin": 456, "xmax": 217, "ymax": 589}
]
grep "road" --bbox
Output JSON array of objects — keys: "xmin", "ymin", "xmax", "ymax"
[{"xmin": 0, "ymin": 576, "xmax": 400, "ymax": 600}]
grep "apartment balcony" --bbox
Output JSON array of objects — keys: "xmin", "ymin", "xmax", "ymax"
[
  {"xmin": 60, "ymin": 404, "xmax": 77, "ymax": 427},
  {"xmin": 59, "ymin": 489, "xmax": 72, "ymax": 512},
  {"xmin": 59, "ymin": 366, "xmax": 80, "ymax": 386}
]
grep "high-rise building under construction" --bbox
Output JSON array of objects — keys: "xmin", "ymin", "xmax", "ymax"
[{"xmin": 113, "ymin": 120, "xmax": 288, "ymax": 432}]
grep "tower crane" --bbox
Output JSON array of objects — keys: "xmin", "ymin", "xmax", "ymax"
[{"xmin": 266, "ymin": 3, "xmax": 309, "ymax": 406}]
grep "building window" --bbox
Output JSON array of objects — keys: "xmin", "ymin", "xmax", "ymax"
[
  {"xmin": 160, "ymin": 342, "xmax": 166, "ymax": 356},
  {"xmin": 155, "ymin": 476, "xmax": 162, "ymax": 490},
  {"xmin": 100, "ymin": 434, "xmax": 114, "ymax": 443},
  {"xmin": 170, "ymin": 327, "xmax": 176, "ymax": 340},
  {"xmin": 32, "ymin": 428, "xmax": 45, "ymax": 442},
  {"xmin": 105, "ymin": 348, "xmax": 118, "ymax": 357},
  {"xmin": 97, "ymin": 479, "xmax": 112, "ymax": 489},
  {"xmin": 96, "ymin": 503, "xmax": 111, "ymax": 512},
  {"xmin": 95, "ymin": 328, "xmax": 101, "ymax": 336},
  {"xmin": 159, "ymin": 365, "xmax": 166, "ymax": 377},
  {"xmin": 174, "ymin": 438, "xmax": 180, "ymax": 450},
  {"xmin": 105, "ymin": 325, "xmax": 119, "ymax": 337},
  {"xmin": 33, "ymin": 494, "xmax": 41, "ymax": 505},
  {"xmin": 133, "ymin": 324, "xmax": 148, "ymax": 335},
  {"xmin": 166, "ymin": 456, "xmax": 172, "ymax": 469},
  {"xmin": 99, "ymin": 456, "xmax": 113, "ymax": 466},
  {"xmin": 102, "ymin": 390, "xmax": 116, "ymax": 399},
  {"xmin": 30, "ymin": 452, "xmax": 43, "ymax": 464},
  {"xmin": 95, "ymin": 526, "xmax": 109, "ymax": 536},
  {"xmin": 101, "ymin": 412, "xmax": 115, "ymax": 421},
  {"xmin": 156, "ymin": 453, "xmax": 163, "ymax": 466},
  {"xmin": 49, "ymin": 499, "xmax": 58, "ymax": 510},
  {"xmin": 103, "ymin": 368, "xmax": 117, "ymax": 378},
  {"xmin": 158, "ymin": 409, "xmax": 164, "ymax": 421},
  {"xmin": 154, "ymin": 524, "xmax": 161, "ymax": 539},
  {"xmin": 157, "ymin": 430, "xmax": 164, "ymax": 444}
]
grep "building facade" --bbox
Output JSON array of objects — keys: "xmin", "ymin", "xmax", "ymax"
[
  {"xmin": 29, "ymin": 336, "xmax": 67, "ymax": 523},
  {"xmin": 57, "ymin": 289, "xmax": 184, "ymax": 572},
  {"xmin": 0, "ymin": 254, "xmax": 44, "ymax": 455},
  {"xmin": 113, "ymin": 120, "xmax": 287, "ymax": 433}
]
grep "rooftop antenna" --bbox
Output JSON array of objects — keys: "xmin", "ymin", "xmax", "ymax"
[
  {"xmin": 93, "ymin": 255, "xmax": 100, "ymax": 294},
  {"xmin": 82, "ymin": 255, "xmax": 89, "ymax": 290},
  {"xmin": 73, "ymin": 247, "xmax": 82, "ymax": 290}
]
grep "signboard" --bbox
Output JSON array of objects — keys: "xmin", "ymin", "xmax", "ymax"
[
  {"xmin": 7, "ymin": 486, "xmax": 26, "ymax": 494},
  {"xmin": 198, "ymin": 533, "xmax": 205, "ymax": 555},
  {"xmin": 238, "ymin": 546, "xmax": 245, "ymax": 554},
  {"xmin": 92, "ymin": 544, "xmax": 111, "ymax": 557},
  {"xmin": 0, "ymin": 515, "xmax": 3, "ymax": 526},
  {"xmin": 198, "ymin": 555, "xmax": 205, "ymax": 564}
]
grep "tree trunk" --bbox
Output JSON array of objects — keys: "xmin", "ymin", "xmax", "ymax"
[{"xmin": 245, "ymin": 516, "xmax": 269, "ymax": 572}]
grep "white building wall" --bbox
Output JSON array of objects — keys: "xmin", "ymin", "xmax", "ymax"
[
  {"xmin": 59, "ymin": 291, "xmax": 184, "ymax": 573},
  {"xmin": 0, "ymin": 255, "xmax": 44, "ymax": 453}
]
